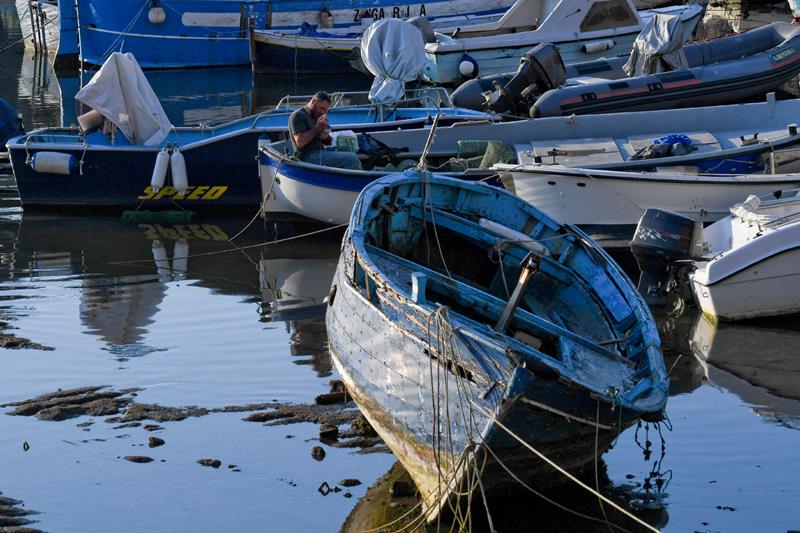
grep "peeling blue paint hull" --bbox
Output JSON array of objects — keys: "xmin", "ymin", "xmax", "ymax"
[{"xmin": 326, "ymin": 171, "xmax": 668, "ymax": 516}]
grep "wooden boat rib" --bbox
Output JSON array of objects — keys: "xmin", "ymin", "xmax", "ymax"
[{"xmin": 326, "ymin": 171, "xmax": 668, "ymax": 519}]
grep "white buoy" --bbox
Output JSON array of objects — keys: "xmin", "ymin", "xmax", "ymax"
[
  {"xmin": 458, "ymin": 60, "xmax": 475, "ymax": 78},
  {"xmin": 172, "ymin": 239, "xmax": 189, "ymax": 276},
  {"xmin": 170, "ymin": 148, "xmax": 188, "ymax": 196},
  {"xmin": 148, "ymin": 6, "xmax": 166, "ymax": 24},
  {"xmin": 150, "ymin": 148, "xmax": 170, "ymax": 192},
  {"xmin": 31, "ymin": 152, "xmax": 75, "ymax": 175}
]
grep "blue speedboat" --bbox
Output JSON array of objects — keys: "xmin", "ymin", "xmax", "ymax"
[
  {"xmin": 75, "ymin": 0, "xmax": 515, "ymax": 69},
  {"xmin": 6, "ymin": 104, "xmax": 492, "ymax": 211},
  {"xmin": 326, "ymin": 170, "xmax": 668, "ymax": 518}
]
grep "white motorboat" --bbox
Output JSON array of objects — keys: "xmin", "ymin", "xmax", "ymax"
[
  {"xmin": 690, "ymin": 190, "xmax": 800, "ymax": 321},
  {"xmin": 418, "ymin": 0, "xmax": 705, "ymax": 84}
]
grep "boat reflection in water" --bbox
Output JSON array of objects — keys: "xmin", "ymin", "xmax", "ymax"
[
  {"xmin": 5, "ymin": 215, "xmax": 266, "ymax": 358},
  {"xmin": 259, "ymin": 227, "xmax": 343, "ymax": 377},
  {"xmin": 342, "ymin": 461, "xmax": 669, "ymax": 533},
  {"xmin": 690, "ymin": 314, "xmax": 800, "ymax": 429}
]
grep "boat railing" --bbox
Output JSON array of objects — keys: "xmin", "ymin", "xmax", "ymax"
[
  {"xmin": 22, "ymin": 132, "xmax": 86, "ymax": 145},
  {"xmin": 273, "ymin": 88, "xmax": 453, "ymax": 111}
]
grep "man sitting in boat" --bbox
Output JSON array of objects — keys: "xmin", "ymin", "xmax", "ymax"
[{"xmin": 288, "ymin": 92, "xmax": 361, "ymax": 170}]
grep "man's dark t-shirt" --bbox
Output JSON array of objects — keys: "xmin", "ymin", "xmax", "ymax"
[{"xmin": 288, "ymin": 107, "xmax": 323, "ymax": 157}]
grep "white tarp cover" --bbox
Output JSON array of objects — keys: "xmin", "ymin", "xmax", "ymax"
[
  {"xmin": 623, "ymin": 14, "xmax": 688, "ymax": 77},
  {"xmin": 75, "ymin": 52, "xmax": 171, "ymax": 146},
  {"xmin": 360, "ymin": 19, "xmax": 426, "ymax": 104}
]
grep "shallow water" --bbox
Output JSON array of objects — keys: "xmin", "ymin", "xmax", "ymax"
[{"xmin": 1, "ymin": 3, "xmax": 800, "ymax": 531}]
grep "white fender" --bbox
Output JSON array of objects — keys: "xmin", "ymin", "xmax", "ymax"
[
  {"xmin": 170, "ymin": 149, "xmax": 188, "ymax": 196},
  {"xmin": 582, "ymin": 39, "xmax": 615, "ymax": 54},
  {"xmin": 150, "ymin": 148, "xmax": 170, "ymax": 192},
  {"xmin": 172, "ymin": 239, "xmax": 189, "ymax": 276},
  {"xmin": 30, "ymin": 152, "xmax": 75, "ymax": 175}
]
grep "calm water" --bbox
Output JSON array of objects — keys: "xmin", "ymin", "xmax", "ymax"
[{"xmin": 1, "ymin": 2, "xmax": 799, "ymax": 531}]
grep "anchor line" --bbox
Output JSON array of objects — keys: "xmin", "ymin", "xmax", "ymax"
[
  {"xmin": 469, "ymin": 400, "xmax": 663, "ymax": 533},
  {"xmin": 106, "ymin": 223, "xmax": 347, "ymax": 265}
]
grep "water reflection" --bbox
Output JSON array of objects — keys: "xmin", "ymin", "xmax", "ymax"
[
  {"xmin": 690, "ymin": 314, "xmax": 800, "ymax": 429},
  {"xmin": 12, "ymin": 55, "xmax": 371, "ymax": 131},
  {"xmin": 342, "ymin": 461, "xmax": 669, "ymax": 533},
  {"xmin": 0, "ymin": 215, "xmax": 269, "ymax": 356},
  {"xmin": 258, "ymin": 229, "xmax": 343, "ymax": 377},
  {"xmin": 655, "ymin": 309, "xmax": 708, "ymax": 396}
]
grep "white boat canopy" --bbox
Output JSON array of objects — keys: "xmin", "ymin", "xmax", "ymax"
[
  {"xmin": 360, "ymin": 19, "xmax": 427, "ymax": 104},
  {"xmin": 75, "ymin": 52, "xmax": 172, "ymax": 146}
]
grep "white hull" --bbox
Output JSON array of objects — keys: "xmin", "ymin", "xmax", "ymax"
[
  {"xmin": 15, "ymin": 0, "xmax": 59, "ymax": 53},
  {"xmin": 692, "ymin": 260, "xmax": 800, "ymax": 321},
  {"xmin": 502, "ymin": 169, "xmax": 800, "ymax": 226},
  {"xmin": 421, "ymin": 3, "xmax": 704, "ymax": 84},
  {"xmin": 690, "ymin": 189, "xmax": 800, "ymax": 321},
  {"xmin": 259, "ymin": 162, "xmax": 360, "ymax": 225}
]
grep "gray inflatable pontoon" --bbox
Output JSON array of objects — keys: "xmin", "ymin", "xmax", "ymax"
[{"xmin": 452, "ymin": 22, "xmax": 800, "ymax": 118}]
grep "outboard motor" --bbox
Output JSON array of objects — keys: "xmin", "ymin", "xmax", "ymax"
[
  {"xmin": 630, "ymin": 208, "xmax": 700, "ymax": 303},
  {"xmin": 451, "ymin": 44, "xmax": 566, "ymax": 114}
]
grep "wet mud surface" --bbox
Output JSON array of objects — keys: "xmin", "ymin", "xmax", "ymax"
[
  {"xmin": 1, "ymin": 382, "xmax": 385, "ymax": 456},
  {"xmin": 0, "ymin": 316, "xmax": 52, "ymax": 352}
]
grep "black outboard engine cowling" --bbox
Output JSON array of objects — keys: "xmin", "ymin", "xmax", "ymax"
[
  {"xmin": 631, "ymin": 208, "xmax": 697, "ymax": 302},
  {"xmin": 450, "ymin": 44, "xmax": 566, "ymax": 115}
]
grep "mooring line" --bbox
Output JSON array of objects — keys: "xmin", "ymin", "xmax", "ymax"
[
  {"xmin": 107, "ymin": 223, "xmax": 347, "ymax": 265},
  {"xmin": 469, "ymin": 400, "xmax": 662, "ymax": 533}
]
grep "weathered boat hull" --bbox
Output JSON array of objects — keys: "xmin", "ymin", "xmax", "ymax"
[
  {"xmin": 326, "ymin": 172, "xmax": 667, "ymax": 518},
  {"xmin": 328, "ymin": 259, "xmax": 636, "ymax": 514}
]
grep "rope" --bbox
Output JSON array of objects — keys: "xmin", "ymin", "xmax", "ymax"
[
  {"xmin": 595, "ymin": 400, "xmax": 614, "ymax": 533},
  {"xmin": 469, "ymin": 400, "xmax": 662, "ymax": 533},
  {"xmin": 107, "ymin": 223, "xmax": 346, "ymax": 265},
  {"xmin": 0, "ymin": 9, "xmax": 59, "ymax": 55},
  {"xmin": 86, "ymin": 0, "xmax": 149, "ymax": 71}
]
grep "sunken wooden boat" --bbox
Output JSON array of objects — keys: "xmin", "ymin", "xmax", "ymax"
[{"xmin": 326, "ymin": 170, "xmax": 668, "ymax": 518}]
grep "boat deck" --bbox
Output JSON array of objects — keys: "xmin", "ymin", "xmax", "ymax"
[{"xmin": 516, "ymin": 127, "xmax": 790, "ymax": 166}]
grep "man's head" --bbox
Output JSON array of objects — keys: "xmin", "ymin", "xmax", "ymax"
[{"xmin": 307, "ymin": 91, "xmax": 331, "ymax": 118}]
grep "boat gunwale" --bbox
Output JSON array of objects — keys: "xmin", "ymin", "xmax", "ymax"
[{"xmin": 343, "ymin": 172, "xmax": 667, "ymax": 413}]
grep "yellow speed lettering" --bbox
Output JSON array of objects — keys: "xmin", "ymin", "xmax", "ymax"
[
  {"xmin": 139, "ymin": 224, "xmax": 229, "ymax": 241},
  {"xmin": 138, "ymin": 185, "xmax": 228, "ymax": 201}
]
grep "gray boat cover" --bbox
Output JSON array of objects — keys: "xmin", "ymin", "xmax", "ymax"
[
  {"xmin": 75, "ymin": 52, "xmax": 172, "ymax": 146},
  {"xmin": 623, "ymin": 14, "xmax": 688, "ymax": 76},
  {"xmin": 360, "ymin": 19, "xmax": 426, "ymax": 103}
]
